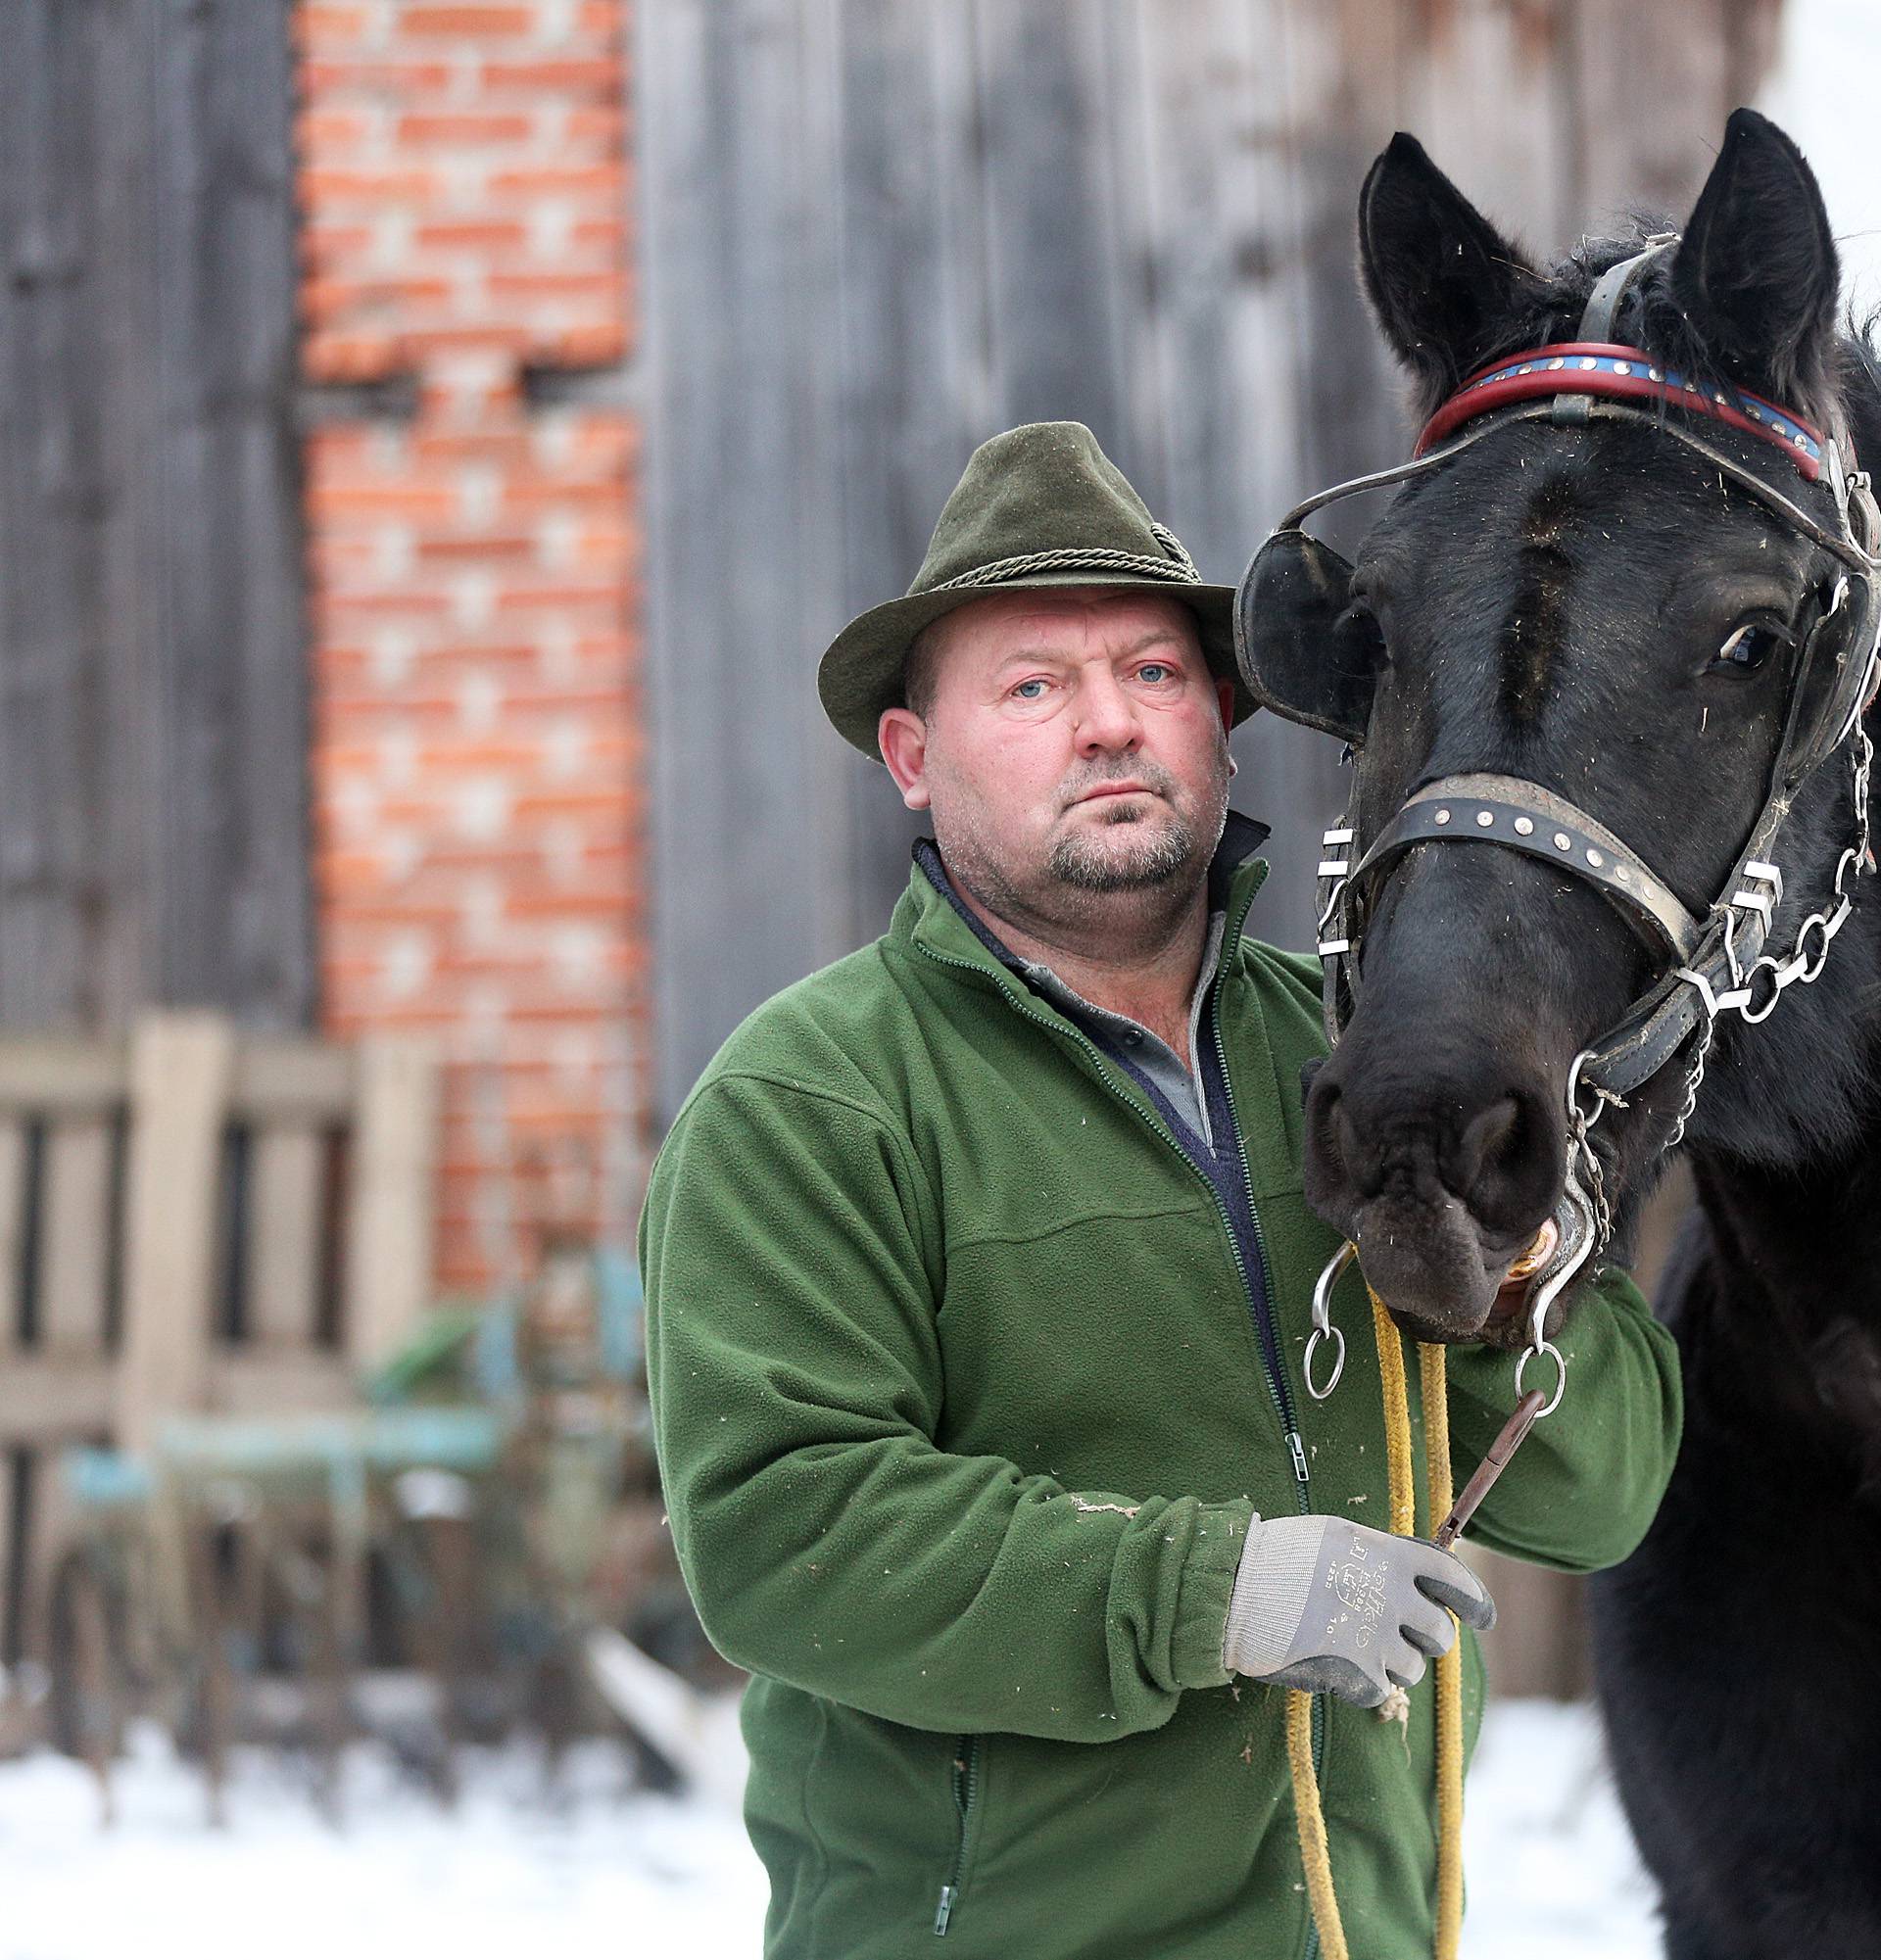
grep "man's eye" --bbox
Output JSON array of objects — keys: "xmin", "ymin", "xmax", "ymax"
[
  {"xmin": 1012, "ymin": 679, "xmax": 1048, "ymax": 699},
  {"xmin": 1136, "ymin": 663, "xmax": 1174, "ymax": 684}
]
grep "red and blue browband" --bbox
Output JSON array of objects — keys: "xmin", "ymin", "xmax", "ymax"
[{"xmin": 1415, "ymin": 341, "xmax": 1828, "ymax": 482}]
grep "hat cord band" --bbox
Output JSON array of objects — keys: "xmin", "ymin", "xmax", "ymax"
[{"xmin": 927, "ymin": 522, "xmax": 1199, "ymax": 595}]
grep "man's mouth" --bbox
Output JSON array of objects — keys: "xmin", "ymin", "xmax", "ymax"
[{"xmin": 1074, "ymin": 782, "xmax": 1155, "ymax": 804}]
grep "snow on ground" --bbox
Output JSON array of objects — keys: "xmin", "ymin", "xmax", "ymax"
[
  {"xmin": 0, "ymin": 1697, "xmax": 1661, "ymax": 1958},
  {"xmin": 0, "ymin": 1722, "xmax": 766, "ymax": 1960},
  {"xmin": 1460, "ymin": 1699, "xmax": 1660, "ymax": 1960}
]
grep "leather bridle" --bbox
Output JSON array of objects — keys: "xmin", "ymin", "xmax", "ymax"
[{"xmin": 1235, "ymin": 241, "xmax": 1881, "ymax": 1413}]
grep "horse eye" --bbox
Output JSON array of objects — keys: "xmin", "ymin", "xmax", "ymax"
[
  {"xmin": 1336, "ymin": 598, "xmax": 1388, "ymax": 665},
  {"xmin": 1712, "ymin": 623, "xmax": 1785, "ymax": 673}
]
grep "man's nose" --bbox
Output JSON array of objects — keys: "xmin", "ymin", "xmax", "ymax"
[{"xmin": 1072, "ymin": 671, "xmax": 1142, "ymax": 751}]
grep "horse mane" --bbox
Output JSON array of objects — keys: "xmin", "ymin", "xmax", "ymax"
[{"xmin": 1834, "ymin": 325, "xmax": 1881, "ymax": 475}]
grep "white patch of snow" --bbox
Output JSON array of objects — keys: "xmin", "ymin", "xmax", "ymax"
[{"xmin": 0, "ymin": 1698, "xmax": 1662, "ymax": 1957}]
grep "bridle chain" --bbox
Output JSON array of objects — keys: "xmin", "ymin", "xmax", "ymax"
[{"xmin": 1680, "ymin": 678, "xmax": 1879, "ymax": 1038}]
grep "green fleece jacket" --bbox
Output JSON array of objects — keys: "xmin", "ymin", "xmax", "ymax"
[{"xmin": 639, "ymin": 840, "xmax": 1682, "ymax": 1960}]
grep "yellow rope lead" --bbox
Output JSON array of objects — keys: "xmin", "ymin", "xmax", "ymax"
[
  {"xmin": 1286, "ymin": 1272, "xmax": 1467, "ymax": 1960},
  {"xmin": 1420, "ymin": 1337, "xmax": 1465, "ymax": 1960},
  {"xmin": 1372, "ymin": 1286, "xmax": 1417, "ymax": 1538},
  {"xmin": 1285, "ymin": 1688, "xmax": 1349, "ymax": 1960}
]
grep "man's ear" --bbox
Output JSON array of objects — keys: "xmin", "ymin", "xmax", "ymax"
[{"xmin": 879, "ymin": 707, "xmax": 932, "ymax": 810}]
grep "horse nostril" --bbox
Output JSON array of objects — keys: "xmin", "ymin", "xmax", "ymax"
[{"xmin": 1454, "ymin": 1095, "xmax": 1523, "ymax": 1194}]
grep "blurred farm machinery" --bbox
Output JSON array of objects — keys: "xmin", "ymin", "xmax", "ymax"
[{"xmin": 40, "ymin": 1151, "xmax": 725, "ymax": 1825}]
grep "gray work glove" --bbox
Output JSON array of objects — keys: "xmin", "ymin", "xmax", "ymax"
[{"xmin": 1222, "ymin": 1514, "xmax": 1495, "ymax": 1709}]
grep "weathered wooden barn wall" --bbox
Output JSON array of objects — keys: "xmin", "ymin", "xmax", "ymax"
[
  {"xmin": 0, "ymin": 0, "xmax": 313, "ymax": 1034},
  {"xmin": 639, "ymin": 0, "xmax": 1780, "ymax": 1123}
]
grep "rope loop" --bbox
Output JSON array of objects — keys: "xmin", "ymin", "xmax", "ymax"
[{"xmin": 1288, "ymin": 1265, "xmax": 1465, "ymax": 1960}]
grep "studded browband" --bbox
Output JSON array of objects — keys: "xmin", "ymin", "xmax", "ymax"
[{"xmin": 1415, "ymin": 345, "xmax": 1828, "ymax": 479}]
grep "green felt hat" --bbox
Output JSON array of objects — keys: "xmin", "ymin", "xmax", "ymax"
[{"xmin": 818, "ymin": 421, "xmax": 1253, "ymax": 758}]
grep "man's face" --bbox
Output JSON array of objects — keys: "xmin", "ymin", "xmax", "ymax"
[{"xmin": 878, "ymin": 589, "xmax": 1234, "ymax": 936}]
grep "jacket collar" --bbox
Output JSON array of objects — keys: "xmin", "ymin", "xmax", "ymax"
[{"xmin": 900, "ymin": 811, "xmax": 1272, "ymax": 990}]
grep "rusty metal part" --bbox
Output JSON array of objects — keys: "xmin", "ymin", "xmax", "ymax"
[{"xmin": 1432, "ymin": 1389, "xmax": 1548, "ymax": 1550}]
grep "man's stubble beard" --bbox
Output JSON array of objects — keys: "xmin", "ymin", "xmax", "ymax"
[
  {"xmin": 1047, "ymin": 796, "xmax": 1197, "ymax": 891},
  {"xmin": 930, "ymin": 742, "xmax": 1232, "ymax": 943}
]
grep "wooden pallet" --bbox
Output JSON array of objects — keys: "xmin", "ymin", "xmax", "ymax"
[{"xmin": 0, "ymin": 1015, "xmax": 439, "ymax": 1664}]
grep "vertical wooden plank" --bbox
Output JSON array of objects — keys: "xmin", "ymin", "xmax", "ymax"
[
  {"xmin": 0, "ymin": 0, "xmax": 314, "ymax": 1035},
  {"xmin": 244, "ymin": 1126, "xmax": 326, "ymax": 1349},
  {"xmin": 92, "ymin": 0, "xmax": 184, "ymax": 1028},
  {"xmin": 343, "ymin": 1036, "xmax": 441, "ymax": 1372},
  {"xmin": 1092, "ymin": 0, "xmax": 1351, "ymax": 948},
  {"xmin": 117, "ymin": 1013, "xmax": 235, "ymax": 1454},
  {"xmin": 825, "ymin": 1, "xmax": 981, "ymax": 940},
  {"xmin": 971, "ymin": 1, "xmax": 1130, "ymax": 441},
  {"xmin": 1569, "ymin": 0, "xmax": 1738, "ymax": 224},
  {"xmin": 640, "ymin": 0, "xmax": 848, "ymax": 1123},
  {"xmin": 145, "ymin": 0, "xmax": 314, "ymax": 1026},
  {"xmin": 19, "ymin": 1443, "xmax": 80, "ymax": 1669},
  {"xmin": 0, "ymin": 0, "xmax": 108, "ymax": 1028},
  {"xmin": 0, "ymin": 1451, "xmax": 22, "ymax": 1665},
  {"xmin": 38, "ymin": 1119, "xmax": 114, "ymax": 1354},
  {"xmin": 1397, "ymin": 0, "xmax": 1576, "ymax": 255},
  {"xmin": 0, "ymin": 1122, "xmax": 25, "ymax": 1356}
]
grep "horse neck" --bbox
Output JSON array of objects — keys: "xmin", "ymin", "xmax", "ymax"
[
  {"xmin": 1674, "ymin": 887, "xmax": 1881, "ymax": 1452},
  {"xmin": 1681, "ymin": 1130, "xmax": 1881, "ymax": 1475}
]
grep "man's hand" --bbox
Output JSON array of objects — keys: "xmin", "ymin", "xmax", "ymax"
[{"xmin": 1222, "ymin": 1514, "xmax": 1494, "ymax": 1708}]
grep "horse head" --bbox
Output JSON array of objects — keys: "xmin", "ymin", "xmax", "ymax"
[{"xmin": 1245, "ymin": 110, "xmax": 1881, "ymax": 1349}]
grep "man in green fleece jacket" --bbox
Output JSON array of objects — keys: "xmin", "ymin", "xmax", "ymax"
[{"xmin": 639, "ymin": 423, "xmax": 1681, "ymax": 1960}]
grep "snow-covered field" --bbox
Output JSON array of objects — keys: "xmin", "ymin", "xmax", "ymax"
[{"xmin": 0, "ymin": 1697, "xmax": 1660, "ymax": 1959}]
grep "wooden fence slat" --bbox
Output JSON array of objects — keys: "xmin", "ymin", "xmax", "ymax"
[
  {"xmin": 245, "ymin": 1126, "xmax": 324, "ymax": 1349},
  {"xmin": 0, "ymin": 1449, "xmax": 21, "ymax": 1664},
  {"xmin": 39, "ymin": 1119, "xmax": 115, "ymax": 1355},
  {"xmin": 342, "ymin": 1035, "xmax": 440, "ymax": 1372},
  {"xmin": 0, "ymin": 1359, "xmax": 114, "ymax": 1447},
  {"xmin": 22, "ymin": 1441, "xmax": 77, "ymax": 1664},
  {"xmin": 0, "ymin": 1120, "xmax": 25, "ymax": 1354},
  {"xmin": 209, "ymin": 1350, "xmax": 353, "ymax": 1417},
  {"xmin": 0, "ymin": 1041, "xmax": 126, "ymax": 1115},
  {"xmin": 230, "ymin": 1042, "xmax": 353, "ymax": 1123},
  {"xmin": 117, "ymin": 1014, "xmax": 235, "ymax": 1454}
]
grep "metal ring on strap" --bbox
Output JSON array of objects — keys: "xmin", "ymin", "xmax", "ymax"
[
  {"xmin": 1515, "ymin": 1339, "xmax": 1568, "ymax": 1419},
  {"xmin": 1304, "ymin": 1323, "xmax": 1346, "ymax": 1403},
  {"xmin": 1305, "ymin": 1241, "xmax": 1356, "ymax": 1400}
]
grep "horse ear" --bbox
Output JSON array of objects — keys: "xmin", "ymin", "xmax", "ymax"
[
  {"xmin": 1358, "ymin": 133, "xmax": 1538, "ymax": 410},
  {"xmin": 1669, "ymin": 109, "xmax": 1840, "ymax": 408}
]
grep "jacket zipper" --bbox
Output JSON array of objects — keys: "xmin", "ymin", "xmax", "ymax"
[
  {"xmin": 909, "ymin": 932, "xmax": 1325, "ymax": 1959},
  {"xmin": 1210, "ymin": 1010, "xmax": 1324, "ymax": 1960},
  {"xmin": 934, "ymin": 1734, "xmax": 982, "ymax": 1935}
]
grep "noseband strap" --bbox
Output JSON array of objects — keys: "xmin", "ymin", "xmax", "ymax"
[{"xmin": 1344, "ymin": 773, "xmax": 1705, "ymax": 967}]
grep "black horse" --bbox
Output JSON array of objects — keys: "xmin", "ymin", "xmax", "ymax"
[{"xmin": 1262, "ymin": 112, "xmax": 1881, "ymax": 1956}]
